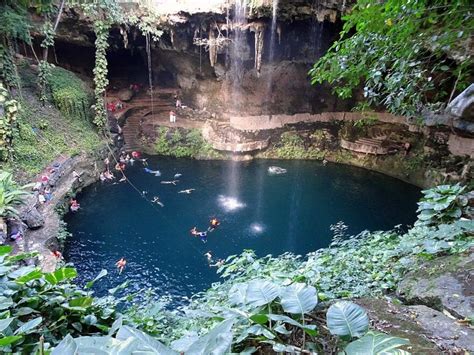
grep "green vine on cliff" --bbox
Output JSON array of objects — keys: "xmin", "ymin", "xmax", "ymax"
[
  {"xmin": 81, "ymin": 0, "xmax": 122, "ymax": 127},
  {"xmin": 0, "ymin": 81, "xmax": 20, "ymax": 161},
  {"xmin": 92, "ymin": 22, "xmax": 109, "ymax": 127}
]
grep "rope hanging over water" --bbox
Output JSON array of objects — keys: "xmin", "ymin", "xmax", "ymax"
[{"xmin": 101, "ymin": 132, "xmax": 208, "ymax": 258}]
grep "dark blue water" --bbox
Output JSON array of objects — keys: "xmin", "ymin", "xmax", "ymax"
[{"xmin": 64, "ymin": 158, "xmax": 420, "ymax": 302}]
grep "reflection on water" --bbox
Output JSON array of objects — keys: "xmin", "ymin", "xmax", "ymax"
[{"xmin": 64, "ymin": 158, "xmax": 420, "ymax": 303}]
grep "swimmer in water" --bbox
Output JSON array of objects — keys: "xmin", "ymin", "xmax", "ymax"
[
  {"xmin": 204, "ymin": 251, "xmax": 212, "ymax": 262},
  {"xmin": 198, "ymin": 231, "xmax": 208, "ymax": 243},
  {"xmin": 144, "ymin": 168, "xmax": 161, "ymax": 176},
  {"xmin": 208, "ymin": 218, "xmax": 220, "ymax": 232},
  {"xmin": 152, "ymin": 196, "xmax": 164, "ymax": 207},
  {"xmin": 161, "ymin": 180, "xmax": 178, "ymax": 185},
  {"xmin": 115, "ymin": 258, "xmax": 127, "ymax": 274},
  {"xmin": 190, "ymin": 227, "xmax": 207, "ymax": 243},
  {"xmin": 178, "ymin": 189, "xmax": 195, "ymax": 194},
  {"xmin": 174, "ymin": 173, "xmax": 182, "ymax": 179},
  {"xmin": 210, "ymin": 259, "xmax": 225, "ymax": 268}
]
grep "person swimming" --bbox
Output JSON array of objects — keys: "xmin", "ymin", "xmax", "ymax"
[
  {"xmin": 174, "ymin": 173, "xmax": 182, "ymax": 179},
  {"xmin": 152, "ymin": 196, "xmax": 164, "ymax": 207},
  {"xmin": 210, "ymin": 259, "xmax": 225, "ymax": 268},
  {"xmin": 178, "ymin": 189, "xmax": 195, "ymax": 194},
  {"xmin": 144, "ymin": 167, "xmax": 161, "ymax": 176},
  {"xmin": 204, "ymin": 251, "xmax": 212, "ymax": 262},
  {"xmin": 161, "ymin": 180, "xmax": 178, "ymax": 185},
  {"xmin": 208, "ymin": 218, "xmax": 220, "ymax": 232},
  {"xmin": 70, "ymin": 199, "xmax": 80, "ymax": 212},
  {"xmin": 190, "ymin": 227, "xmax": 207, "ymax": 243},
  {"xmin": 116, "ymin": 258, "xmax": 127, "ymax": 274}
]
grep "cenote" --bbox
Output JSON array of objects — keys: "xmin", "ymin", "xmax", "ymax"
[{"xmin": 64, "ymin": 157, "xmax": 420, "ymax": 302}]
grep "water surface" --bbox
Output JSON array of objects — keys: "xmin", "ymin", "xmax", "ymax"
[{"xmin": 64, "ymin": 158, "xmax": 420, "ymax": 301}]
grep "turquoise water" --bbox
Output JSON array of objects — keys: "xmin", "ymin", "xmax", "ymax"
[{"xmin": 64, "ymin": 158, "xmax": 420, "ymax": 302}]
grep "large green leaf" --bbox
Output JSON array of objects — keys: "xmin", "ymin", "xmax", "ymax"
[
  {"xmin": 0, "ymin": 335, "xmax": 22, "ymax": 346},
  {"xmin": 229, "ymin": 283, "xmax": 248, "ymax": 306},
  {"xmin": 0, "ymin": 296, "xmax": 13, "ymax": 310},
  {"xmin": 0, "ymin": 246, "xmax": 12, "ymax": 256},
  {"xmin": 345, "ymin": 331, "xmax": 410, "ymax": 355},
  {"xmin": 0, "ymin": 317, "xmax": 14, "ymax": 332},
  {"xmin": 246, "ymin": 280, "xmax": 280, "ymax": 308},
  {"xmin": 68, "ymin": 296, "xmax": 93, "ymax": 309},
  {"xmin": 327, "ymin": 301, "xmax": 369, "ymax": 338},
  {"xmin": 51, "ymin": 334, "xmax": 77, "ymax": 355},
  {"xmin": 116, "ymin": 325, "xmax": 177, "ymax": 354},
  {"xmin": 44, "ymin": 268, "xmax": 77, "ymax": 285},
  {"xmin": 185, "ymin": 319, "xmax": 234, "ymax": 355},
  {"xmin": 280, "ymin": 283, "xmax": 318, "ymax": 314},
  {"xmin": 86, "ymin": 269, "xmax": 108, "ymax": 289},
  {"xmin": 14, "ymin": 316, "xmax": 42, "ymax": 335},
  {"xmin": 15, "ymin": 269, "xmax": 43, "ymax": 284}
]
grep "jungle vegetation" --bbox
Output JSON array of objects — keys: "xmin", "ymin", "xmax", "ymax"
[{"xmin": 310, "ymin": 0, "xmax": 474, "ymax": 117}]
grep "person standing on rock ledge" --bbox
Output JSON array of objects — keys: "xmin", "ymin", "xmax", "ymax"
[{"xmin": 169, "ymin": 110, "xmax": 176, "ymax": 123}]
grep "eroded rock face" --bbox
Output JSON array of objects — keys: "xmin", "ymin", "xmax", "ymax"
[
  {"xmin": 397, "ymin": 252, "xmax": 474, "ymax": 320},
  {"xmin": 21, "ymin": 207, "xmax": 45, "ymax": 229},
  {"xmin": 448, "ymin": 84, "xmax": 474, "ymax": 121},
  {"xmin": 357, "ymin": 298, "xmax": 474, "ymax": 354}
]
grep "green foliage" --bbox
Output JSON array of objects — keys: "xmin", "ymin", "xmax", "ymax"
[
  {"xmin": 40, "ymin": 20, "xmax": 54, "ymax": 49},
  {"xmin": 154, "ymin": 127, "xmax": 221, "ymax": 159},
  {"xmin": 4, "ymin": 70, "xmax": 102, "ymax": 179},
  {"xmin": 353, "ymin": 116, "xmax": 378, "ymax": 128},
  {"xmin": 274, "ymin": 131, "xmax": 324, "ymax": 159},
  {"xmin": 0, "ymin": 5, "xmax": 32, "ymax": 44},
  {"xmin": 91, "ymin": 22, "xmax": 109, "ymax": 127},
  {"xmin": 0, "ymin": 247, "xmax": 119, "ymax": 354},
  {"xmin": 0, "ymin": 171, "xmax": 30, "ymax": 220},
  {"xmin": 326, "ymin": 301, "xmax": 368, "ymax": 339},
  {"xmin": 0, "ymin": 44, "xmax": 20, "ymax": 90},
  {"xmin": 344, "ymin": 331, "xmax": 410, "ymax": 355},
  {"xmin": 0, "ymin": 82, "xmax": 20, "ymax": 161},
  {"xmin": 416, "ymin": 184, "xmax": 468, "ymax": 226},
  {"xmin": 309, "ymin": 0, "xmax": 474, "ymax": 116},
  {"xmin": 81, "ymin": 0, "xmax": 123, "ymax": 127},
  {"xmin": 46, "ymin": 66, "xmax": 92, "ymax": 120},
  {"xmin": 37, "ymin": 60, "xmax": 53, "ymax": 104}
]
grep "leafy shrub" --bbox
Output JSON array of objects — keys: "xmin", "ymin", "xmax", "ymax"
[
  {"xmin": 0, "ymin": 246, "xmax": 118, "ymax": 354},
  {"xmin": 0, "ymin": 171, "xmax": 30, "ymax": 227},
  {"xmin": 0, "ymin": 83, "xmax": 20, "ymax": 161},
  {"xmin": 274, "ymin": 131, "xmax": 324, "ymax": 160},
  {"xmin": 416, "ymin": 184, "xmax": 468, "ymax": 226},
  {"xmin": 309, "ymin": 0, "xmax": 473, "ymax": 116},
  {"xmin": 154, "ymin": 127, "xmax": 221, "ymax": 159},
  {"xmin": 46, "ymin": 66, "xmax": 92, "ymax": 120}
]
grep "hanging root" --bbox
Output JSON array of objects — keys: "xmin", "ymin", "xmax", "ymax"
[{"xmin": 254, "ymin": 27, "xmax": 264, "ymax": 75}]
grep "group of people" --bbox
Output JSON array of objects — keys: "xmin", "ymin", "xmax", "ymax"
[
  {"xmin": 190, "ymin": 217, "xmax": 221, "ymax": 243},
  {"xmin": 106, "ymin": 100, "xmax": 124, "ymax": 113}
]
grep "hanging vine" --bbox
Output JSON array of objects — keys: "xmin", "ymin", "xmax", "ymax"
[
  {"xmin": 38, "ymin": 20, "xmax": 55, "ymax": 104},
  {"xmin": 0, "ymin": 82, "xmax": 20, "ymax": 161},
  {"xmin": 92, "ymin": 21, "xmax": 110, "ymax": 127},
  {"xmin": 81, "ymin": 0, "xmax": 123, "ymax": 127}
]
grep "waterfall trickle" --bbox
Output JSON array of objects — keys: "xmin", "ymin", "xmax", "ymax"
[
  {"xmin": 145, "ymin": 32, "xmax": 154, "ymax": 117},
  {"xmin": 265, "ymin": 0, "xmax": 279, "ymax": 111}
]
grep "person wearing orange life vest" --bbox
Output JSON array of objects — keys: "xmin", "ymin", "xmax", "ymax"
[{"xmin": 208, "ymin": 218, "xmax": 220, "ymax": 232}]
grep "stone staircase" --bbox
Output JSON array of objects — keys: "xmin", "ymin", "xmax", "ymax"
[{"xmin": 121, "ymin": 89, "xmax": 176, "ymax": 151}]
